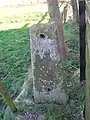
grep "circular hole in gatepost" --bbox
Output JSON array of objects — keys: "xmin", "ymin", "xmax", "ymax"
[
  {"xmin": 39, "ymin": 33, "xmax": 45, "ymax": 39},
  {"xmin": 47, "ymin": 88, "xmax": 51, "ymax": 92}
]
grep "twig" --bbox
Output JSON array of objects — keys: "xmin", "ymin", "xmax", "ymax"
[{"xmin": 36, "ymin": 11, "xmax": 49, "ymax": 24}]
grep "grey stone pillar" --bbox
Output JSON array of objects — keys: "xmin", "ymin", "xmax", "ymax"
[{"xmin": 30, "ymin": 22, "xmax": 68, "ymax": 104}]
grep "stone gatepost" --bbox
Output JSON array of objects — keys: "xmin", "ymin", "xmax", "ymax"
[{"xmin": 30, "ymin": 22, "xmax": 68, "ymax": 104}]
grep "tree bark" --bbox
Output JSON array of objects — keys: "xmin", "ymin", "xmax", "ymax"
[
  {"xmin": 85, "ymin": 2, "xmax": 90, "ymax": 120},
  {"xmin": 71, "ymin": 0, "xmax": 79, "ymax": 23},
  {"xmin": 47, "ymin": 0, "xmax": 67, "ymax": 61},
  {"xmin": 86, "ymin": 36, "xmax": 90, "ymax": 120},
  {"xmin": 85, "ymin": 1, "xmax": 90, "ymax": 120}
]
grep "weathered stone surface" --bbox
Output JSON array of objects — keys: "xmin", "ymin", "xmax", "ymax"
[{"xmin": 30, "ymin": 22, "xmax": 68, "ymax": 104}]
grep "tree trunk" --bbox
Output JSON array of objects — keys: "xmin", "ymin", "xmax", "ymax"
[
  {"xmin": 37, "ymin": 0, "xmax": 39, "ymax": 4},
  {"xmin": 71, "ymin": 0, "xmax": 79, "ymax": 23},
  {"xmin": 86, "ymin": 42, "xmax": 90, "ymax": 120},
  {"xmin": 85, "ymin": 1, "xmax": 90, "ymax": 120},
  {"xmin": 47, "ymin": 0, "xmax": 67, "ymax": 61}
]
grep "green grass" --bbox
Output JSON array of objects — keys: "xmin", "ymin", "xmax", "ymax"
[
  {"xmin": 64, "ymin": 21, "xmax": 80, "ymax": 69},
  {"xmin": 0, "ymin": 6, "xmax": 49, "ymax": 96},
  {"xmin": 0, "ymin": 28, "xmax": 30, "ymax": 94},
  {"xmin": 0, "ymin": 5, "xmax": 49, "ymax": 30},
  {"xmin": 0, "ymin": 5, "xmax": 83, "ymax": 120}
]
